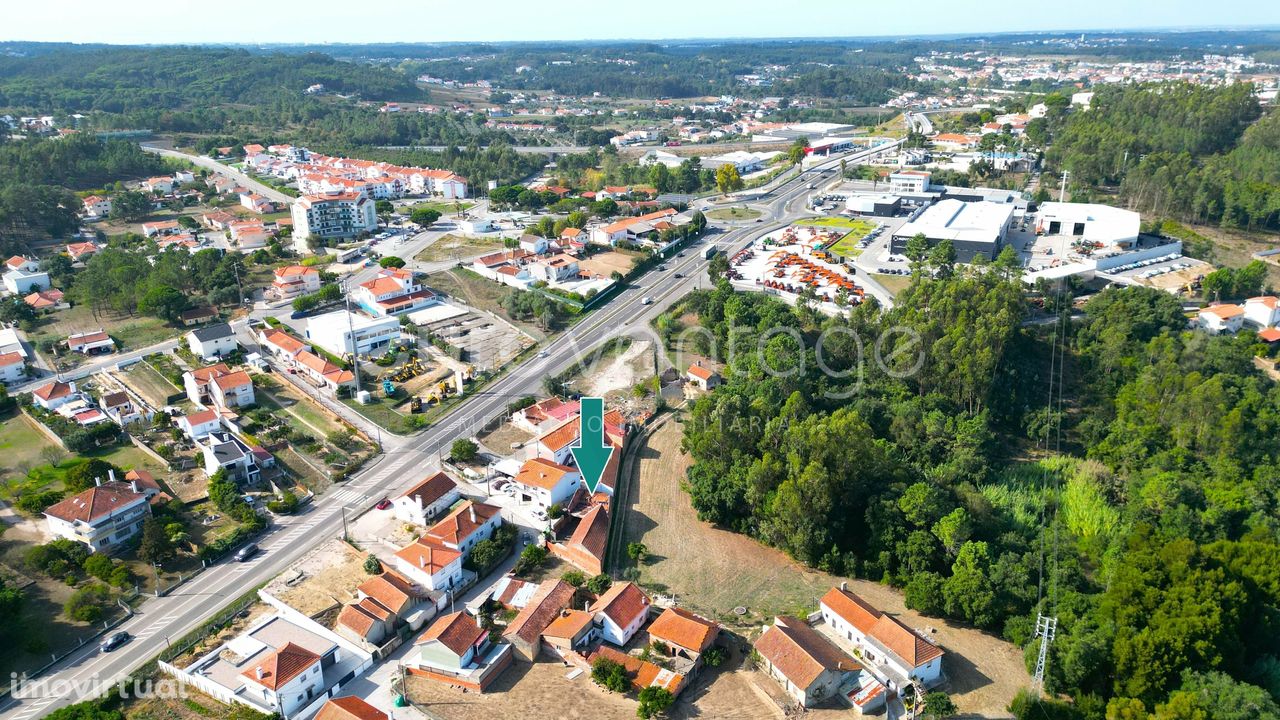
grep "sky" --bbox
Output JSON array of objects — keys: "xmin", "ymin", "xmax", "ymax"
[{"xmin": 8, "ymin": 0, "xmax": 1280, "ymax": 45}]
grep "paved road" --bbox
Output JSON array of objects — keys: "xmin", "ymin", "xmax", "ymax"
[
  {"xmin": 377, "ymin": 145, "xmax": 592, "ymax": 155},
  {"xmin": 0, "ymin": 148, "xmax": 847, "ymax": 720},
  {"xmin": 10, "ymin": 338, "xmax": 183, "ymax": 395},
  {"xmin": 139, "ymin": 145, "xmax": 295, "ymax": 206}
]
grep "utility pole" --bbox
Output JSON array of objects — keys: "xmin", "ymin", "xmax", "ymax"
[
  {"xmin": 342, "ymin": 277, "xmax": 363, "ymax": 397},
  {"xmin": 1031, "ymin": 613, "xmax": 1058, "ymax": 695},
  {"xmin": 1058, "ymin": 170, "xmax": 1070, "ymax": 203}
]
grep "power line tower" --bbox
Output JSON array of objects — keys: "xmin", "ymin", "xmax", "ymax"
[{"xmin": 1032, "ymin": 613, "xmax": 1058, "ymax": 694}]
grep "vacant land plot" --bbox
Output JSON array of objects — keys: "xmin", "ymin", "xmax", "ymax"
[
  {"xmin": 578, "ymin": 249, "xmax": 643, "ymax": 279},
  {"xmin": 406, "ymin": 659, "xmax": 637, "ymax": 720},
  {"xmin": 706, "ymin": 206, "xmax": 763, "ymax": 221},
  {"xmin": 119, "ymin": 361, "xmax": 183, "ymax": 407},
  {"xmin": 425, "ymin": 268, "xmax": 546, "ymax": 340},
  {"xmin": 796, "ymin": 216, "xmax": 875, "ymax": 231},
  {"xmin": 408, "ymin": 200, "xmax": 475, "ymax": 216},
  {"xmin": 416, "ymin": 234, "xmax": 506, "ymax": 263},
  {"xmin": 30, "ymin": 304, "xmax": 177, "ymax": 362},
  {"xmin": 872, "ymin": 271, "xmax": 914, "ymax": 297},
  {"xmin": 0, "ymin": 413, "xmax": 61, "ymax": 476},
  {"xmin": 619, "ymin": 416, "xmax": 1029, "ymax": 716},
  {"xmin": 268, "ymin": 538, "xmax": 365, "ymax": 615}
]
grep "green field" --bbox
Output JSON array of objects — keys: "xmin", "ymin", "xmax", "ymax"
[
  {"xmin": 415, "ymin": 234, "xmax": 506, "ymax": 263},
  {"xmin": 799, "ymin": 217, "xmax": 877, "ymax": 257},
  {"xmin": 410, "ymin": 200, "xmax": 474, "ymax": 215}
]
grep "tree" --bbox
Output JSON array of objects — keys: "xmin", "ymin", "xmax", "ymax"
[
  {"xmin": 627, "ymin": 542, "xmax": 648, "ymax": 563},
  {"xmin": 515, "ymin": 544, "xmax": 547, "ymax": 574},
  {"xmin": 587, "ymin": 573, "xmax": 612, "ymax": 594},
  {"xmin": 363, "ymin": 555, "xmax": 383, "ymax": 575},
  {"xmin": 591, "ymin": 657, "xmax": 631, "ymax": 693},
  {"xmin": 0, "ymin": 297, "xmax": 36, "ymax": 326},
  {"xmin": 64, "ymin": 583, "xmax": 112, "ymax": 622},
  {"xmin": 139, "ymin": 516, "xmax": 175, "ymax": 565},
  {"xmin": 44, "ymin": 699, "xmax": 125, "ymax": 720},
  {"xmin": 65, "ymin": 459, "xmax": 122, "ymax": 493},
  {"xmin": 450, "ymin": 438, "xmax": 478, "ymax": 463},
  {"xmin": 378, "ymin": 256, "xmax": 406, "ymax": 269},
  {"xmin": 375, "ymin": 199, "xmax": 394, "ymax": 215},
  {"xmin": 904, "ymin": 233, "xmax": 929, "ymax": 274},
  {"xmin": 410, "ymin": 207, "xmax": 441, "ymax": 227},
  {"xmin": 109, "ymin": 191, "xmax": 152, "ymax": 221},
  {"xmin": 637, "ymin": 686, "xmax": 674, "ymax": 718},
  {"xmin": 562, "ymin": 570, "xmax": 586, "ymax": 587},
  {"xmin": 715, "ymin": 163, "xmax": 744, "ymax": 195},
  {"xmin": 927, "ymin": 239, "xmax": 957, "ymax": 279},
  {"xmin": 138, "ymin": 284, "xmax": 189, "ymax": 323},
  {"xmin": 922, "ymin": 691, "xmax": 957, "ymax": 718}
]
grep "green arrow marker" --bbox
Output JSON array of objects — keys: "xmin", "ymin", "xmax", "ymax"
[{"xmin": 571, "ymin": 396, "xmax": 614, "ymax": 493}]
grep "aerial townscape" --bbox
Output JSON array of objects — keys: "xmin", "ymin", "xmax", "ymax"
[{"xmin": 2, "ymin": 4, "xmax": 1280, "ymax": 720}]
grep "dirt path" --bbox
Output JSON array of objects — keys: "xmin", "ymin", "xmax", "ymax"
[{"xmin": 619, "ymin": 416, "xmax": 1028, "ymax": 717}]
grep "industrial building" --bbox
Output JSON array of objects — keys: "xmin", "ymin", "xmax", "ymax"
[
  {"xmin": 304, "ymin": 310, "xmax": 402, "ymax": 357},
  {"xmin": 891, "ymin": 199, "xmax": 1015, "ymax": 262}
]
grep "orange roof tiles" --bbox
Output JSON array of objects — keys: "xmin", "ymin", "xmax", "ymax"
[
  {"xmin": 821, "ymin": 586, "xmax": 881, "ymax": 634},
  {"xmin": 588, "ymin": 646, "xmax": 685, "ymax": 693},
  {"xmin": 1201, "ymin": 303, "xmax": 1244, "ymax": 320},
  {"xmin": 515, "ymin": 457, "xmax": 577, "ymax": 490},
  {"xmin": 754, "ymin": 617, "xmax": 856, "ymax": 691},
  {"xmin": 503, "ymin": 579, "xmax": 576, "ymax": 646},
  {"xmin": 33, "ymin": 380, "xmax": 74, "ymax": 401},
  {"xmin": 358, "ymin": 571, "xmax": 419, "ymax": 615},
  {"xmin": 315, "ymin": 696, "xmax": 388, "ymax": 720},
  {"xmin": 869, "ymin": 614, "xmax": 943, "ymax": 668},
  {"xmin": 394, "ymin": 538, "xmax": 461, "ymax": 575},
  {"xmin": 648, "ymin": 607, "xmax": 719, "ymax": 654},
  {"xmin": 241, "ymin": 642, "xmax": 319, "ymax": 690},
  {"xmin": 591, "ymin": 581, "xmax": 650, "ymax": 629},
  {"xmin": 687, "ymin": 364, "xmax": 715, "ymax": 381},
  {"xmin": 426, "ymin": 500, "xmax": 500, "ymax": 547},
  {"xmin": 262, "ymin": 329, "xmax": 307, "ymax": 355},
  {"xmin": 417, "ymin": 611, "xmax": 485, "ymax": 656},
  {"xmin": 566, "ymin": 504, "xmax": 609, "ymax": 560},
  {"xmin": 399, "ymin": 472, "xmax": 457, "ymax": 507},
  {"xmin": 0, "ymin": 351, "xmax": 23, "ymax": 368},
  {"xmin": 212, "ymin": 370, "xmax": 252, "ymax": 391},
  {"xmin": 43, "ymin": 482, "xmax": 147, "ymax": 524},
  {"xmin": 543, "ymin": 609, "xmax": 594, "ymax": 641}
]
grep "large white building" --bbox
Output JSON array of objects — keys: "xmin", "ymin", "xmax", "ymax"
[
  {"xmin": 891, "ymin": 199, "xmax": 1015, "ymax": 263},
  {"xmin": 352, "ymin": 267, "xmax": 437, "ymax": 317},
  {"xmin": 304, "ymin": 310, "xmax": 401, "ymax": 357},
  {"xmin": 291, "ymin": 191, "xmax": 378, "ymax": 251},
  {"xmin": 1035, "ymin": 202, "xmax": 1141, "ymax": 248},
  {"xmin": 819, "ymin": 584, "xmax": 944, "ymax": 692}
]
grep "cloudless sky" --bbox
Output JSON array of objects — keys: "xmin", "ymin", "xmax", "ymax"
[{"xmin": 8, "ymin": 0, "xmax": 1280, "ymax": 45}]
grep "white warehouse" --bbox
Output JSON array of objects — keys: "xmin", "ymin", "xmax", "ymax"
[{"xmin": 304, "ymin": 310, "xmax": 401, "ymax": 357}]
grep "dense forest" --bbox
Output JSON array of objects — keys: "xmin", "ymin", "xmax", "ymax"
[
  {"xmin": 0, "ymin": 133, "xmax": 167, "ymax": 251},
  {"xmin": 675, "ymin": 256, "xmax": 1280, "ymax": 717},
  {"xmin": 1047, "ymin": 82, "xmax": 1280, "ymax": 231}
]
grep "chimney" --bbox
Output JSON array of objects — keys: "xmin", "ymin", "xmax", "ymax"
[
  {"xmin": 256, "ymin": 667, "xmax": 265, "ymax": 680},
  {"xmin": 131, "ymin": 480, "xmax": 140, "ymax": 494},
  {"xmin": 108, "ymin": 469, "xmax": 117, "ymax": 483},
  {"xmin": 475, "ymin": 613, "xmax": 484, "ymax": 628},
  {"xmin": 419, "ymin": 555, "xmax": 426, "ymax": 568},
  {"xmin": 95, "ymin": 477, "xmax": 102, "ymax": 487},
  {"xmin": 469, "ymin": 506, "xmax": 476, "ymax": 524},
  {"xmin": 584, "ymin": 601, "xmax": 589, "ymax": 612},
  {"xmin": 840, "ymin": 581, "xmax": 847, "ymax": 592}
]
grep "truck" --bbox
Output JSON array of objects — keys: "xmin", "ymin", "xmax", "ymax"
[{"xmin": 702, "ymin": 246, "xmax": 718, "ymax": 260}]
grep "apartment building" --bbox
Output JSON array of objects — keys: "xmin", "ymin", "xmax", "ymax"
[{"xmin": 291, "ymin": 191, "xmax": 378, "ymax": 250}]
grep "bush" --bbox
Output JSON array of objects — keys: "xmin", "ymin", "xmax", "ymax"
[
  {"xmin": 26, "ymin": 539, "xmax": 90, "ymax": 579},
  {"xmin": 562, "ymin": 570, "xmax": 586, "ymax": 587},
  {"xmin": 637, "ymin": 686, "xmax": 674, "ymax": 718},
  {"xmin": 587, "ymin": 573, "xmax": 612, "ymax": 595},
  {"xmin": 702, "ymin": 645, "xmax": 727, "ymax": 668},
  {"xmin": 65, "ymin": 583, "xmax": 112, "ymax": 622},
  {"xmin": 266, "ymin": 490, "xmax": 300, "ymax": 515},
  {"xmin": 363, "ymin": 555, "xmax": 383, "ymax": 575},
  {"xmin": 591, "ymin": 657, "xmax": 631, "ymax": 693},
  {"xmin": 465, "ymin": 525, "xmax": 516, "ymax": 574},
  {"xmin": 450, "ymin": 438, "xmax": 478, "ymax": 463},
  {"xmin": 378, "ymin": 256, "xmax": 406, "ymax": 269},
  {"xmin": 82, "ymin": 553, "xmax": 115, "ymax": 581},
  {"xmin": 514, "ymin": 544, "xmax": 547, "ymax": 575},
  {"xmin": 15, "ymin": 489, "xmax": 65, "ymax": 515}
]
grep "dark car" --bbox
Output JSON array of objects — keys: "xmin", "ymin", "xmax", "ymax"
[
  {"xmin": 100, "ymin": 631, "xmax": 130, "ymax": 653},
  {"xmin": 234, "ymin": 543, "xmax": 260, "ymax": 562}
]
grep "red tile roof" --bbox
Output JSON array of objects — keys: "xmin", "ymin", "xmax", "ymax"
[
  {"xmin": 566, "ymin": 504, "xmax": 610, "ymax": 560},
  {"xmin": 212, "ymin": 370, "xmax": 252, "ymax": 391},
  {"xmin": 754, "ymin": 617, "xmax": 856, "ymax": 691},
  {"xmin": 358, "ymin": 571, "xmax": 419, "ymax": 615},
  {"xmin": 821, "ymin": 586, "xmax": 880, "ymax": 634},
  {"xmin": 241, "ymin": 642, "xmax": 320, "ymax": 690},
  {"xmin": 416, "ymin": 611, "xmax": 485, "ymax": 656},
  {"xmin": 394, "ymin": 538, "xmax": 461, "ymax": 575},
  {"xmin": 687, "ymin": 364, "xmax": 715, "ymax": 381},
  {"xmin": 426, "ymin": 500, "xmax": 500, "ymax": 547},
  {"xmin": 822, "ymin": 586, "xmax": 943, "ymax": 668},
  {"xmin": 33, "ymin": 380, "xmax": 74, "ymax": 402},
  {"xmin": 590, "ymin": 581, "xmax": 650, "ymax": 629},
  {"xmin": 398, "ymin": 471, "xmax": 457, "ymax": 507},
  {"xmin": 261, "ymin": 329, "xmax": 307, "ymax": 355},
  {"xmin": 587, "ymin": 646, "xmax": 685, "ymax": 693},
  {"xmin": 315, "ymin": 696, "xmax": 388, "ymax": 720},
  {"xmin": 515, "ymin": 457, "xmax": 577, "ymax": 490},
  {"xmin": 503, "ymin": 579, "xmax": 576, "ymax": 646},
  {"xmin": 648, "ymin": 607, "xmax": 719, "ymax": 654},
  {"xmin": 0, "ymin": 351, "xmax": 23, "ymax": 368},
  {"xmin": 543, "ymin": 609, "xmax": 594, "ymax": 641},
  {"xmin": 43, "ymin": 482, "xmax": 148, "ymax": 524}
]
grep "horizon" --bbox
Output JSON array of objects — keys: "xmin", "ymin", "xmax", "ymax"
[{"xmin": 10, "ymin": 0, "xmax": 1280, "ymax": 46}]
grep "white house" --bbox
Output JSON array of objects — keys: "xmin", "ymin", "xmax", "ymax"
[
  {"xmin": 184, "ymin": 363, "xmax": 255, "ymax": 410},
  {"xmin": 239, "ymin": 642, "xmax": 326, "ymax": 719},
  {"xmin": 1244, "ymin": 296, "xmax": 1280, "ymax": 328},
  {"xmin": 352, "ymin": 267, "xmax": 437, "ymax": 317},
  {"xmin": 100, "ymin": 391, "xmax": 148, "ymax": 426},
  {"xmin": 3, "ymin": 255, "xmax": 50, "ymax": 295},
  {"xmin": 258, "ymin": 328, "xmax": 310, "ymax": 364},
  {"xmin": 425, "ymin": 501, "xmax": 502, "ymax": 558},
  {"xmin": 187, "ymin": 323, "xmax": 239, "ymax": 361},
  {"xmin": 67, "ymin": 330, "xmax": 114, "ymax": 355},
  {"xmin": 82, "ymin": 195, "xmax": 112, "ymax": 218},
  {"xmin": 819, "ymin": 584, "xmax": 944, "ymax": 691},
  {"xmin": 518, "ymin": 234, "xmax": 549, "ymax": 254},
  {"xmin": 271, "ymin": 266, "xmax": 322, "ymax": 299},
  {"xmin": 1198, "ymin": 304, "xmax": 1245, "ymax": 334},
  {"xmin": 512, "ymin": 458, "xmax": 582, "ymax": 511},
  {"xmin": 32, "ymin": 380, "xmax": 77, "ymax": 411},
  {"xmin": 393, "ymin": 472, "xmax": 461, "ymax": 527},
  {"xmin": 393, "ymin": 538, "xmax": 464, "ymax": 592},
  {"xmin": 0, "ymin": 351, "xmax": 23, "ymax": 383},
  {"xmin": 527, "ymin": 254, "xmax": 580, "ymax": 284},
  {"xmin": 590, "ymin": 581, "xmax": 651, "ymax": 647},
  {"xmin": 178, "ymin": 408, "xmax": 223, "ymax": 440},
  {"xmin": 43, "ymin": 481, "xmax": 151, "ymax": 553},
  {"xmin": 197, "ymin": 431, "xmax": 270, "ymax": 484},
  {"xmin": 304, "ymin": 310, "xmax": 400, "ymax": 357}
]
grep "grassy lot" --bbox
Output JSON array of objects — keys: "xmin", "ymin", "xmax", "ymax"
[
  {"xmin": 705, "ymin": 206, "xmax": 762, "ymax": 221},
  {"xmin": 0, "ymin": 413, "xmax": 61, "ymax": 477},
  {"xmin": 617, "ymin": 415, "xmax": 1030, "ymax": 716},
  {"xmin": 409, "ymin": 200, "xmax": 474, "ymax": 215},
  {"xmin": 121, "ymin": 361, "xmax": 183, "ymax": 407},
  {"xmin": 797, "ymin": 216, "xmax": 876, "ymax": 231},
  {"xmin": 0, "ymin": 414, "xmax": 168, "ymax": 500},
  {"xmin": 341, "ymin": 394, "xmax": 415, "ymax": 434},
  {"xmin": 425, "ymin": 268, "xmax": 547, "ymax": 339},
  {"xmin": 29, "ymin": 305, "xmax": 179, "ymax": 362},
  {"xmin": 415, "ymin": 233, "xmax": 507, "ymax": 263},
  {"xmin": 872, "ymin": 272, "xmax": 914, "ymax": 297}
]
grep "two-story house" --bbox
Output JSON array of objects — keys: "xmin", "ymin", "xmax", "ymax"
[
  {"xmin": 591, "ymin": 581, "xmax": 651, "ymax": 647},
  {"xmin": 32, "ymin": 380, "xmax": 77, "ymax": 411},
  {"xmin": 352, "ymin": 267, "xmax": 437, "ymax": 317},
  {"xmin": 754, "ymin": 616, "xmax": 859, "ymax": 708},
  {"xmin": 819, "ymin": 584, "xmax": 944, "ymax": 691},
  {"xmin": 392, "ymin": 472, "xmax": 460, "ymax": 527},
  {"xmin": 271, "ymin": 265, "xmax": 322, "ymax": 300},
  {"xmin": 43, "ymin": 480, "xmax": 151, "ymax": 553},
  {"xmin": 187, "ymin": 323, "xmax": 238, "ymax": 361},
  {"xmin": 100, "ymin": 391, "xmax": 148, "ymax": 426},
  {"xmin": 239, "ymin": 642, "xmax": 325, "ymax": 718},
  {"xmin": 512, "ymin": 458, "xmax": 582, "ymax": 511},
  {"xmin": 184, "ymin": 363, "xmax": 255, "ymax": 411},
  {"xmin": 425, "ymin": 501, "xmax": 502, "ymax": 558},
  {"xmin": 197, "ymin": 431, "xmax": 271, "ymax": 483},
  {"xmin": 393, "ymin": 538, "xmax": 463, "ymax": 593}
]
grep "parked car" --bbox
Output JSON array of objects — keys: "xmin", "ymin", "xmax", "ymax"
[
  {"xmin": 100, "ymin": 631, "xmax": 130, "ymax": 653},
  {"xmin": 375, "ymin": 498, "xmax": 391, "ymax": 510},
  {"xmin": 234, "ymin": 543, "xmax": 260, "ymax": 562}
]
